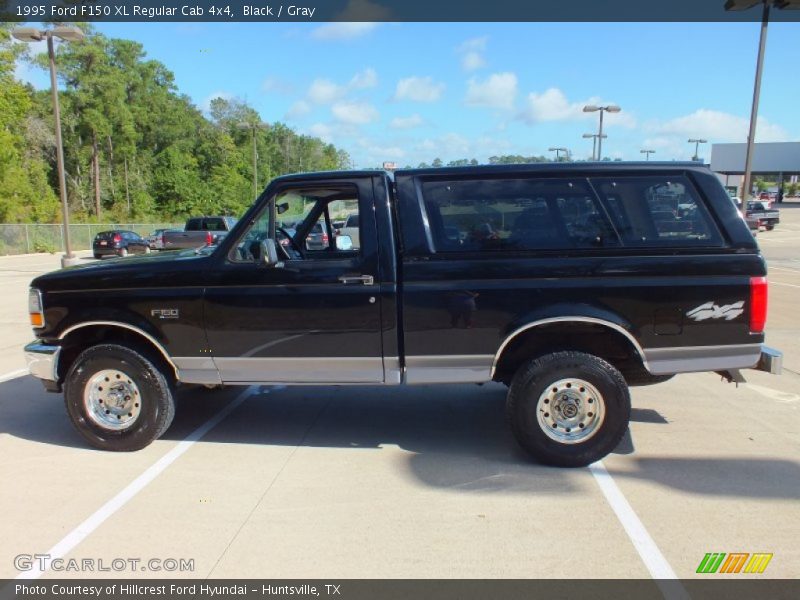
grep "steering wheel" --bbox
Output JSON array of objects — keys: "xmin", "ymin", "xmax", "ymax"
[{"xmin": 276, "ymin": 227, "xmax": 302, "ymax": 260}]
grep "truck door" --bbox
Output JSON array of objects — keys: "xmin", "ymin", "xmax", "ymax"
[{"xmin": 203, "ymin": 176, "xmax": 385, "ymax": 384}]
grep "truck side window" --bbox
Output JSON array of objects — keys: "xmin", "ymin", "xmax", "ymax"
[
  {"xmin": 419, "ymin": 177, "xmax": 618, "ymax": 252},
  {"xmin": 231, "ymin": 185, "xmax": 360, "ymax": 262},
  {"xmin": 591, "ymin": 176, "xmax": 722, "ymax": 246}
]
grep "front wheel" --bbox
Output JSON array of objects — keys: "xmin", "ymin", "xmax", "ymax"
[
  {"xmin": 506, "ymin": 351, "xmax": 631, "ymax": 467},
  {"xmin": 64, "ymin": 344, "xmax": 175, "ymax": 451}
]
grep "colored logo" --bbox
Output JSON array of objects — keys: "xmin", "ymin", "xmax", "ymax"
[{"xmin": 696, "ymin": 552, "xmax": 773, "ymax": 574}]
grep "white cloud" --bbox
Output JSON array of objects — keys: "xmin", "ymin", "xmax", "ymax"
[
  {"xmin": 394, "ymin": 76, "xmax": 445, "ymax": 103},
  {"xmin": 356, "ymin": 137, "xmax": 407, "ymax": 161},
  {"xmin": 461, "ymin": 52, "xmax": 486, "ymax": 72},
  {"xmin": 332, "ymin": 100, "xmax": 379, "ymax": 125},
  {"xmin": 652, "ymin": 109, "xmax": 789, "ymax": 143},
  {"xmin": 349, "ymin": 67, "xmax": 378, "ymax": 90},
  {"xmin": 465, "ymin": 72, "xmax": 517, "ymax": 110},
  {"xmin": 520, "ymin": 88, "xmax": 635, "ymax": 128},
  {"xmin": 285, "ymin": 100, "xmax": 312, "ymax": 119},
  {"xmin": 311, "ymin": 22, "xmax": 379, "ymax": 41},
  {"xmin": 308, "ymin": 78, "xmax": 346, "ymax": 104},
  {"xmin": 309, "ymin": 123, "xmax": 335, "ymax": 143},
  {"xmin": 457, "ymin": 36, "xmax": 488, "ymax": 72},
  {"xmin": 389, "ymin": 114, "xmax": 424, "ymax": 130}
]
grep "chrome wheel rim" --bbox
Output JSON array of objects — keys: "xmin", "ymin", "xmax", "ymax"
[
  {"xmin": 84, "ymin": 369, "xmax": 141, "ymax": 430},
  {"xmin": 536, "ymin": 378, "xmax": 605, "ymax": 444}
]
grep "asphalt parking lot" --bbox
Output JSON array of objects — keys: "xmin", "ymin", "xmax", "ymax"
[{"xmin": 1, "ymin": 207, "xmax": 799, "ymax": 581}]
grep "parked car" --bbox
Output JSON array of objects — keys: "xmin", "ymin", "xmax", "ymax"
[
  {"xmin": 162, "ymin": 216, "xmax": 237, "ymax": 250},
  {"xmin": 746, "ymin": 201, "xmax": 780, "ymax": 231},
  {"xmin": 146, "ymin": 228, "xmax": 178, "ymax": 250},
  {"xmin": 25, "ymin": 163, "xmax": 782, "ymax": 467},
  {"xmin": 336, "ymin": 213, "xmax": 360, "ymax": 249},
  {"xmin": 92, "ymin": 230, "xmax": 150, "ymax": 258},
  {"xmin": 731, "ymin": 198, "xmax": 759, "ymax": 236}
]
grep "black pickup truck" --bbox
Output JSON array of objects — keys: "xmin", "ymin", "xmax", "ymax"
[{"xmin": 24, "ymin": 163, "xmax": 782, "ymax": 467}]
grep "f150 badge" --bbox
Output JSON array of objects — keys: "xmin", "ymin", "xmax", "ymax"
[
  {"xmin": 686, "ymin": 301, "xmax": 744, "ymax": 322},
  {"xmin": 151, "ymin": 309, "xmax": 179, "ymax": 319}
]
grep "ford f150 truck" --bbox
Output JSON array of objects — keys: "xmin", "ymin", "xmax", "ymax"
[
  {"xmin": 162, "ymin": 216, "xmax": 237, "ymax": 250},
  {"xmin": 24, "ymin": 163, "xmax": 782, "ymax": 466}
]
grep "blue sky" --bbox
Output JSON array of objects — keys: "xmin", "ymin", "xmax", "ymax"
[{"xmin": 15, "ymin": 21, "xmax": 800, "ymax": 168}]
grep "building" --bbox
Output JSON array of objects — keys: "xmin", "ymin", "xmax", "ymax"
[{"xmin": 710, "ymin": 142, "xmax": 800, "ymax": 199}]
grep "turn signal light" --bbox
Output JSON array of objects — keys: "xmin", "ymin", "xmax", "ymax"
[
  {"xmin": 28, "ymin": 288, "xmax": 45, "ymax": 328},
  {"xmin": 750, "ymin": 276, "xmax": 767, "ymax": 334}
]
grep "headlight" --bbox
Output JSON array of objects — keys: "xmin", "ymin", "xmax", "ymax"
[{"xmin": 28, "ymin": 288, "xmax": 45, "ymax": 328}]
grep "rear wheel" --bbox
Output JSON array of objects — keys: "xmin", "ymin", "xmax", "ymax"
[
  {"xmin": 64, "ymin": 344, "xmax": 175, "ymax": 451},
  {"xmin": 506, "ymin": 351, "xmax": 631, "ymax": 467},
  {"xmin": 765, "ymin": 224, "xmax": 774, "ymax": 231}
]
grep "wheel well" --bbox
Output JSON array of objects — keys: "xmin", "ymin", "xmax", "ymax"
[
  {"xmin": 493, "ymin": 321, "xmax": 645, "ymax": 384},
  {"xmin": 57, "ymin": 325, "xmax": 177, "ymax": 383}
]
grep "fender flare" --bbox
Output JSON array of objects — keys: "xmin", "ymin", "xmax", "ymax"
[
  {"xmin": 491, "ymin": 316, "xmax": 649, "ymax": 378},
  {"xmin": 58, "ymin": 320, "xmax": 179, "ymax": 379}
]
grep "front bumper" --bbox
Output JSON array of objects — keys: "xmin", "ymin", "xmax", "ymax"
[
  {"xmin": 755, "ymin": 345, "xmax": 782, "ymax": 375},
  {"xmin": 24, "ymin": 341, "xmax": 61, "ymax": 383}
]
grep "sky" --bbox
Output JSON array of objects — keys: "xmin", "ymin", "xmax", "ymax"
[{"xmin": 13, "ymin": 20, "xmax": 800, "ymax": 168}]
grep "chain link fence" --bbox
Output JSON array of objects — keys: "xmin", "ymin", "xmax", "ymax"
[{"xmin": 0, "ymin": 224, "xmax": 183, "ymax": 256}]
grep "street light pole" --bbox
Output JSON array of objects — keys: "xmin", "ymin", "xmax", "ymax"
[
  {"xmin": 583, "ymin": 105, "xmax": 621, "ymax": 161},
  {"xmin": 13, "ymin": 26, "xmax": 84, "ymax": 268},
  {"xmin": 640, "ymin": 149, "xmax": 655, "ymax": 161},
  {"xmin": 742, "ymin": 0, "xmax": 770, "ymax": 200},
  {"xmin": 582, "ymin": 133, "xmax": 607, "ymax": 161},
  {"xmin": 688, "ymin": 138, "xmax": 708, "ymax": 162},
  {"xmin": 723, "ymin": 0, "xmax": 800, "ymax": 200},
  {"xmin": 548, "ymin": 147, "xmax": 569, "ymax": 161},
  {"xmin": 46, "ymin": 32, "xmax": 74, "ymax": 266}
]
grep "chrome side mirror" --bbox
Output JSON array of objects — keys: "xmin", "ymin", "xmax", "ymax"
[
  {"xmin": 335, "ymin": 235, "xmax": 353, "ymax": 251},
  {"xmin": 258, "ymin": 239, "xmax": 279, "ymax": 266}
]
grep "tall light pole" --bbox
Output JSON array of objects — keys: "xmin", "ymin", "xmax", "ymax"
[
  {"xmin": 582, "ymin": 133, "xmax": 607, "ymax": 161},
  {"xmin": 548, "ymin": 147, "xmax": 570, "ymax": 161},
  {"xmin": 640, "ymin": 149, "xmax": 656, "ymax": 161},
  {"xmin": 724, "ymin": 0, "xmax": 800, "ymax": 200},
  {"xmin": 12, "ymin": 26, "xmax": 84, "ymax": 268},
  {"xmin": 688, "ymin": 138, "xmax": 707, "ymax": 161},
  {"xmin": 238, "ymin": 121, "xmax": 268, "ymax": 198},
  {"xmin": 583, "ymin": 104, "xmax": 621, "ymax": 161}
]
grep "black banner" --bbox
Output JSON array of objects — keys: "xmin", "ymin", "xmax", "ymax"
[
  {"xmin": 2, "ymin": 580, "xmax": 800, "ymax": 600},
  {"xmin": 3, "ymin": 0, "xmax": 800, "ymax": 23}
]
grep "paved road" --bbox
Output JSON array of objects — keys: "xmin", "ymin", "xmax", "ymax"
[{"xmin": 0, "ymin": 212, "xmax": 798, "ymax": 581}]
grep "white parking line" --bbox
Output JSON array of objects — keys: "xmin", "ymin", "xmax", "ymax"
[
  {"xmin": 0, "ymin": 368, "xmax": 29, "ymax": 384},
  {"xmin": 16, "ymin": 384, "xmax": 257, "ymax": 580},
  {"xmin": 771, "ymin": 281, "xmax": 800, "ymax": 289},
  {"xmin": 590, "ymin": 461, "xmax": 689, "ymax": 599}
]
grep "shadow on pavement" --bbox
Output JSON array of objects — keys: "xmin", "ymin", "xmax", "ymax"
[{"xmin": 2, "ymin": 376, "xmax": 798, "ymax": 499}]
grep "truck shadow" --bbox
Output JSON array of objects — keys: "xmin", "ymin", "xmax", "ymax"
[{"xmin": 2, "ymin": 377, "xmax": 798, "ymax": 499}]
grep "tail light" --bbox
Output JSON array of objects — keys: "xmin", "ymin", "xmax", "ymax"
[
  {"xmin": 322, "ymin": 232, "xmax": 329, "ymax": 246},
  {"xmin": 750, "ymin": 276, "xmax": 768, "ymax": 334},
  {"xmin": 205, "ymin": 231, "xmax": 213, "ymax": 245},
  {"xmin": 113, "ymin": 234, "xmax": 121, "ymax": 243}
]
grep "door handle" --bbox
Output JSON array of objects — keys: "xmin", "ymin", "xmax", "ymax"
[{"xmin": 338, "ymin": 274, "xmax": 374, "ymax": 285}]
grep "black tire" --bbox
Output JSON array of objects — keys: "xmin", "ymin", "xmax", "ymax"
[
  {"xmin": 93, "ymin": 253, "xmax": 102, "ymax": 259},
  {"xmin": 64, "ymin": 344, "xmax": 175, "ymax": 451},
  {"xmin": 506, "ymin": 351, "xmax": 631, "ymax": 468},
  {"xmin": 765, "ymin": 225, "xmax": 774, "ymax": 231}
]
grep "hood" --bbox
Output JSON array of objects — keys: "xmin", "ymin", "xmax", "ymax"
[{"xmin": 31, "ymin": 248, "xmax": 215, "ymax": 293}]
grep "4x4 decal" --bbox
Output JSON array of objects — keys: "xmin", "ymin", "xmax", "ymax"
[{"xmin": 687, "ymin": 301, "xmax": 744, "ymax": 322}]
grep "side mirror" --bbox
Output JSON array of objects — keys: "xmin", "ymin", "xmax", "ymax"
[
  {"xmin": 258, "ymin": 239, "xmax": 279, "ymax": 267},
  {"xmin": 277, "ymin": 202, "xmax": 289, "ymax": 215},
  {"xmin": 335, "ymin": 235, "xmax": 353, "ymax": 251}
]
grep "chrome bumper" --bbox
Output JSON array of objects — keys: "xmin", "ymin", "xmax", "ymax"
[
  {"xmin": 755, "ymin": 345, "xmax": 782, "ymax": 375},
  {"xmin": 24, "ymin": 341, "xmax": 61, "ymax": 382}
]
